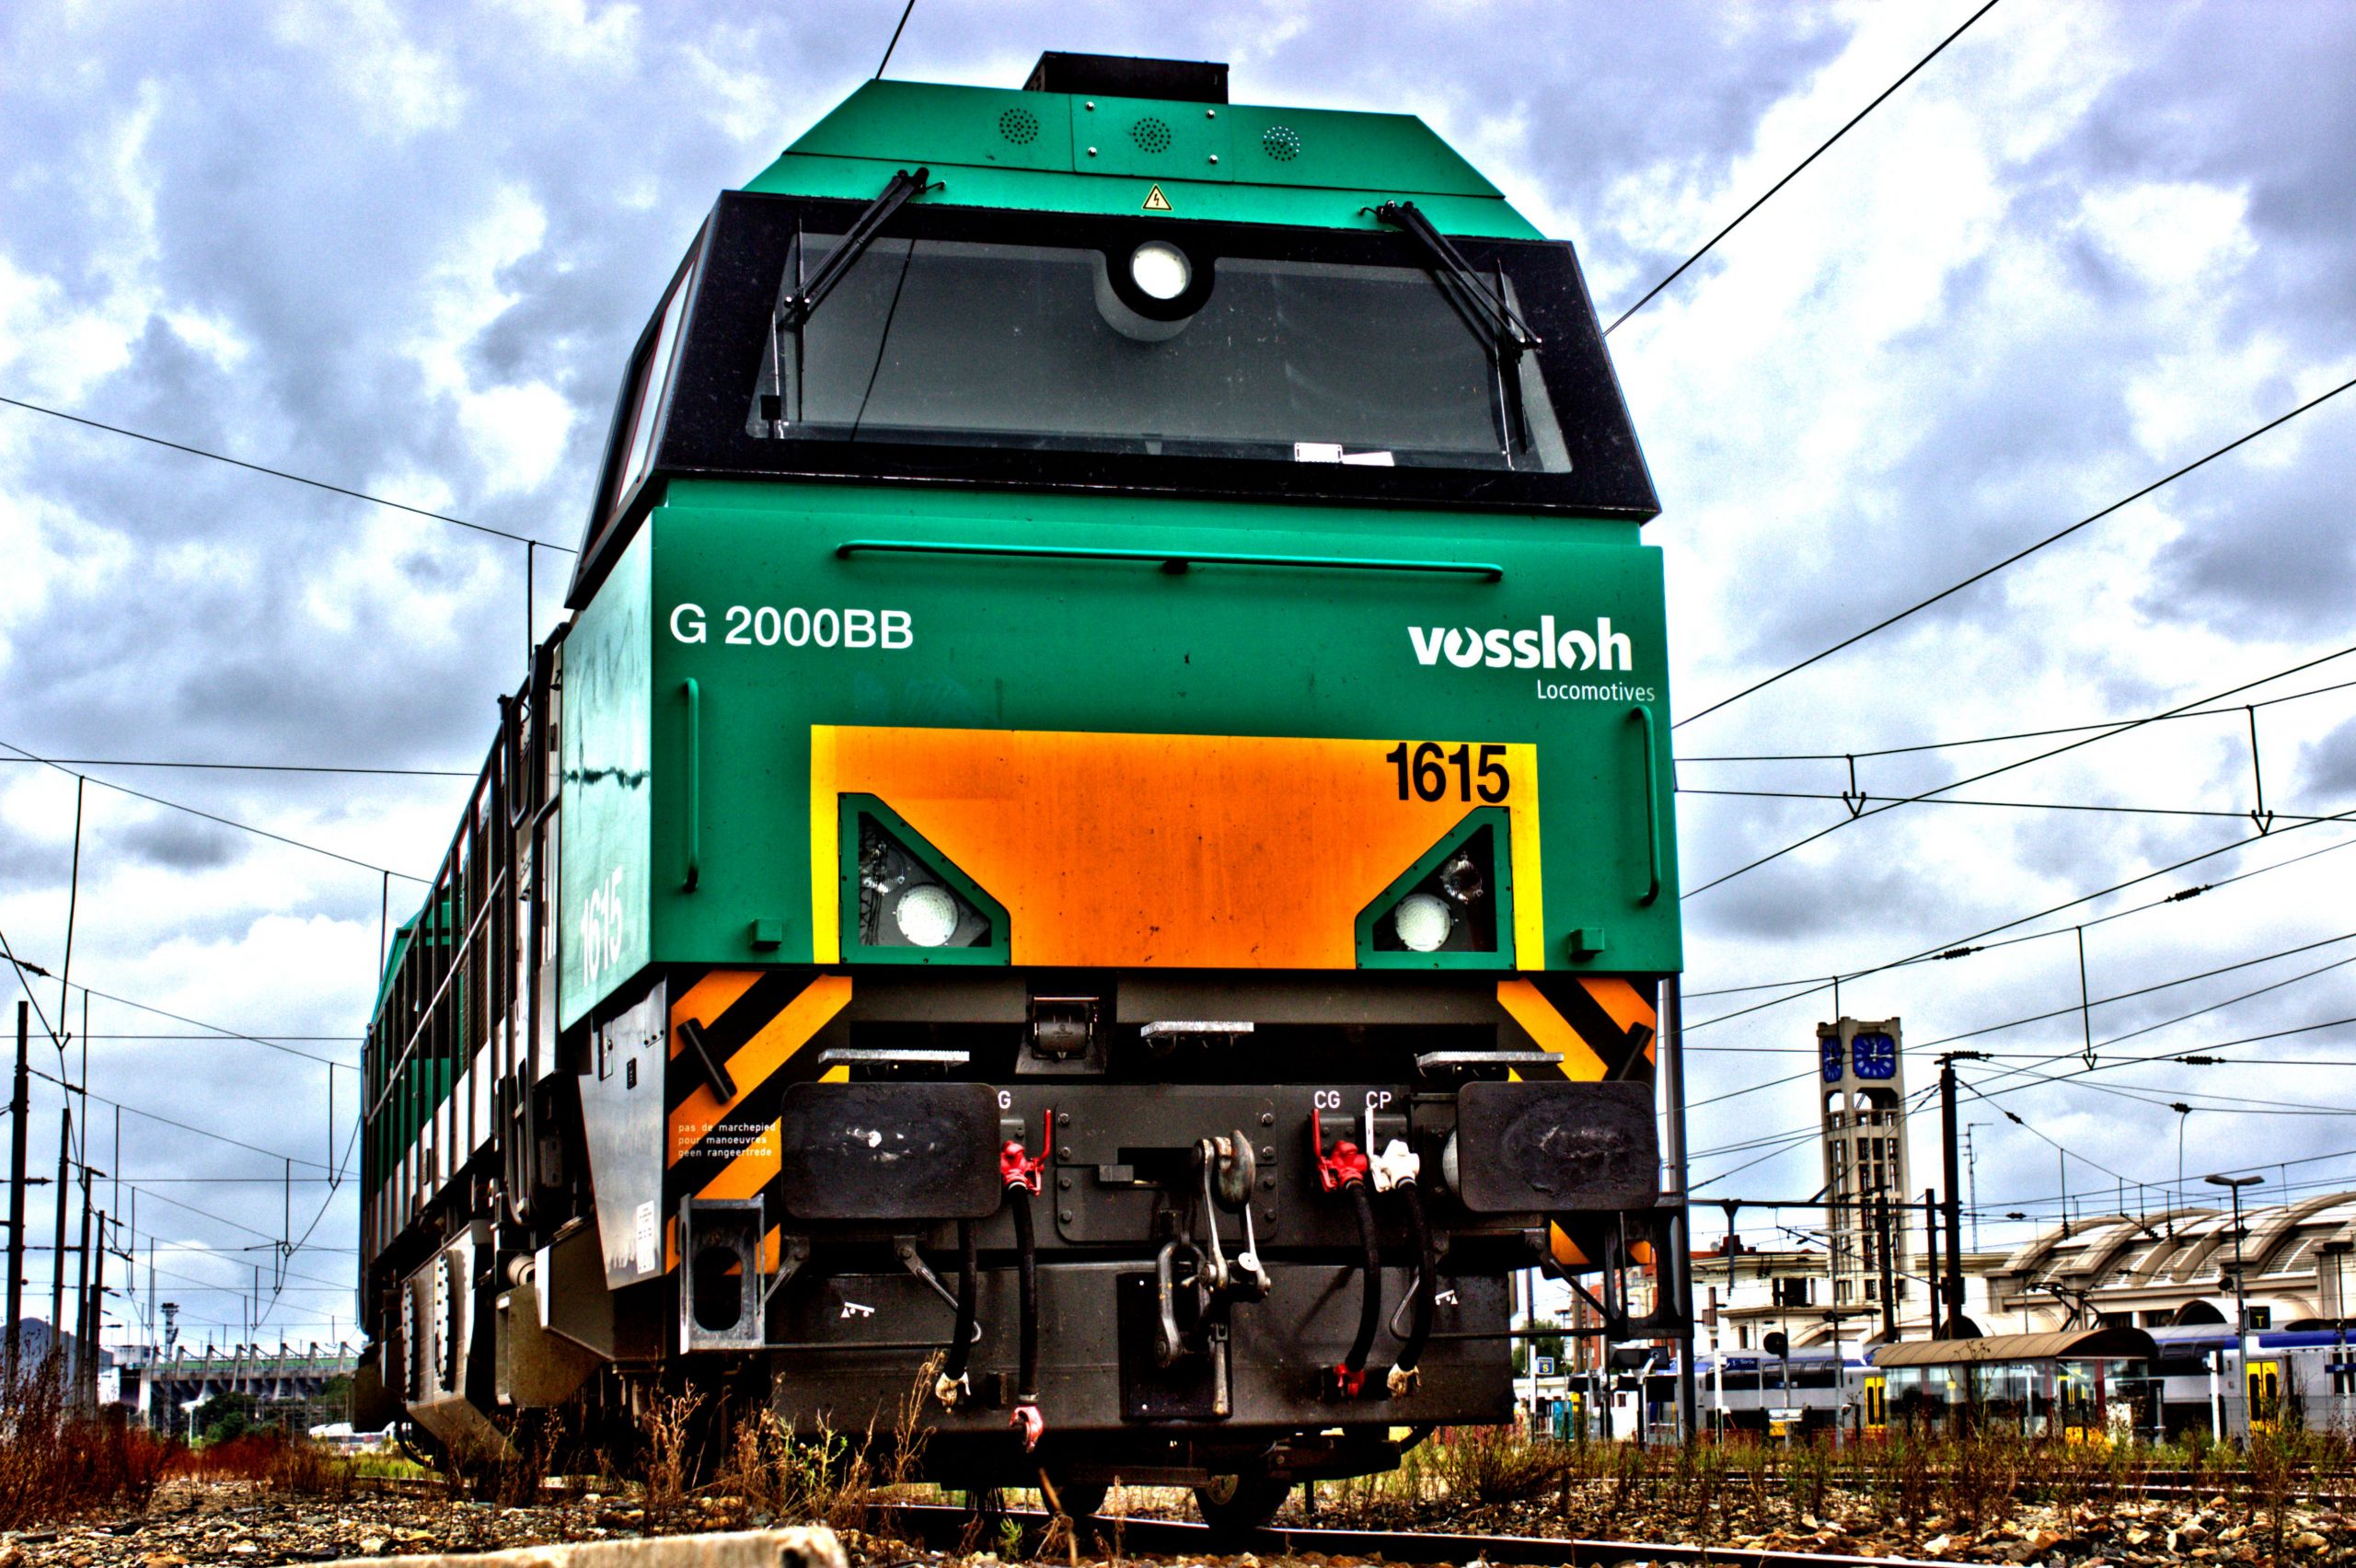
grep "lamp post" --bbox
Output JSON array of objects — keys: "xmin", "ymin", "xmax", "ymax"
[
  {"xmin": 2205, "ymin": 1172, "xmax": 2262, "ymax": 1439},
  {"xmin": 2321, "ymin": 1239, "xmax": 2354, "ymax": 1422}
]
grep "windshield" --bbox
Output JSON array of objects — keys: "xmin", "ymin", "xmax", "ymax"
[{"xmin": 751, "ymin": 234, "xmax": 1570, "ymax": 472}]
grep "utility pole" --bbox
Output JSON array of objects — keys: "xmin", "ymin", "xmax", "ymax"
[
  {"xmin": 6, "ymin": 1001, "xmax": 27, "ymax": 1388},
  {"xmin": 1923, "ymin": 1189, "xmax": 1940, "ymax": 1340},
  {"xmin": 1661, "ymin": 975, "xmax": 1697, "ymax": 1445},
  {"xmin": 1875, "ymin": 1191, "xmax": 1899, "ymax": 1340},
  {"xmin": 87, "ymin": 1211, "xmax": 105, "ymax": 1410},
  {"xmin": 49, "ymin": 1106, "xmax": 70, "ymax": 1362},
  {"xmin": 1938, "ymin": 1053, "xmax": 1984, "ymax": 1338},
  {"xmin": 72, "ymin": 1162, "xmax": 93, "ymax": 1405},
  {"xmin": 1964, "ymin": 1123, "xmax": 1991, "ymax": 1250}
]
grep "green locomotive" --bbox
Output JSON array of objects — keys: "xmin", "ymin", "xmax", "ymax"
[{"xmin": 360, "ymin": 52, "xmax": 1681, "ymax": 1525}]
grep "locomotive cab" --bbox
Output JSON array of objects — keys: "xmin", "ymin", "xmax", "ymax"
[{"xmin": 360, "ymin": 49, "xmax": 1682, "ymax": 1522}]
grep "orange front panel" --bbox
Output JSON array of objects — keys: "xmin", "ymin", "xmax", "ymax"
[{"xmin": 812, "ymin": 726, "xmax": 1542, "ymax": 969}]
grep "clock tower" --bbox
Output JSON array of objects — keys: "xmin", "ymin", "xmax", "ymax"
[{"xmin": 1817, "ymin": 1016, "xmax": 1910, "ymax": 1325}]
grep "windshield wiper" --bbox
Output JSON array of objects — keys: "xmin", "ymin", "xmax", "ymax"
[
  {"xmin": 761, "ymin": 167, "xmax": 933, "ymax": 430},
  {"xmin": 778, "ymin": 166, "xmax": 933, "ymax": 331},
  {"xmin": 1374, "ymin": 200, "xmax": 1542, "ymax": 460},
  {"xmin": 1373, "ymin": 200, "xmax": 1541, "ymax": 362}
]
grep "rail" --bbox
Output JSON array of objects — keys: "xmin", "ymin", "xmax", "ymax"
[{"xmin": 888, "ymin": 1505, "xmax": 1955, "ymax": 1567}]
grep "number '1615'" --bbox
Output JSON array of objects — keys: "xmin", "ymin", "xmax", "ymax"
[{"xmin": 1385, "ymin": 742, "xmax": 1509, "ymax": 802}]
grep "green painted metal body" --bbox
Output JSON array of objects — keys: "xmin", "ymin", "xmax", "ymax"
[
  {"xmin": 558, "ymin": 481, "xmax": 1678, "ymax": 1026},
  {"xmin": 551, "ymin": 72, "xmax": 1678, "ymax": 1030},
  {"xmin": 747, "ymin": 79, "xmax": 1541, "ymax": 236}
]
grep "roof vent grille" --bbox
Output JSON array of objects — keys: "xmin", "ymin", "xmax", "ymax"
[
  {"xmin": 1130, "ymin": 116, "xmax": 1172, "ymax": 155},
  {"xmin": 999, "ymin": 107, "xmax": 1040, "ymax": 145},
  {"xmin": 1262, "ymin": 124, "xmax": 1301, "ymax": 162}
]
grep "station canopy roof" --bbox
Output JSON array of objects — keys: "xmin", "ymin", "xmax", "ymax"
[{"xmin": 1875, "ymin": 1327, "xmax": 2158, "ymax": 1367}]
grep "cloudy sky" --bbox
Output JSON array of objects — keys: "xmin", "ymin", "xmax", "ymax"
[{"xmin": 2, "ymin": 0, "xmax": 2352, "ymax": 1354}]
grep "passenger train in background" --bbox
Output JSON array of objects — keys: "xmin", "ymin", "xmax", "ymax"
[{"xmin": 1562, "ymin": 1327, "xmax": 2356, "ymax": 1442}]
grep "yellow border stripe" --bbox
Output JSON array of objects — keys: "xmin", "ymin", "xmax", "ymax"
[
  {"xmin": 1505, "ymin": 742, "xmax": 1543, "ymax": 969},
  {"xmin": 810, "ymin": 727, "xmax": 840, "ymax": 963},
  {"xmin": 1496, "ymin": 979, "xmax": 1608, "ymax": 1081}
]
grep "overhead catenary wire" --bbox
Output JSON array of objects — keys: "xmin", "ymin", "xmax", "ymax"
[
  {"xmin": 1683, "ymin": 829, "xmax": 2356, "ymax": 1006},
  {"xmin": 125, "ymin": 1182, "xmax": 350, "ymax": 1254},
  {"xmin": 1687, "ymin": 805, "xmax": 2356, "ymax": 1036},
  {"xmin": 874, "ymin": 0, "xmax": 917, "ymax": 77},
  {"xmin": 0, "ymin": 395, "xmax": 573, "ymax": 553},
  {"xmin": 1680, "ymin": 785, "xmax": 2349, "ymax": 825},
  {"xmin": 1685, "ymin": 1013, "xmax": 2356, "ymax": 1194},
  {"xmin": 0, "ymin": 738, "xmax": 433, "ymax": 883},
  {"xmin": 1685, "ymin": 642, "xmax": 2356, "ymax": 897},
  {"xmin": 1909, "ymin": 929, "xmax": 2356, "ymax": 1053},
  {"xmin": 1602, "ymin": 0, "xmax": 2003, "ymax": 337},
  {"xmin": 254, "ymin": 1113, "xmax": 364, "ymax": 1331},
  {"xmin": 0, "ymin": 755, "xmax": 472, "ymax": 778},
  {"xmin": 28, "ymin": 1065, "xmax": 334, "ymax": 1172},
  {"xmin": 1973, "ymin": 1140, "xmax": 2356, "ymax": 1216},
  {"xmin": 1675, "ymin": 375, "xmax": 2356, "ymax": 731},
  {"xmin": 1678, "ymin": 672, "xmax": 2356, "ymax": 765},
  {"xmin": 1, "ymin": 955, "xmax": 357, "ymax": 1070}
]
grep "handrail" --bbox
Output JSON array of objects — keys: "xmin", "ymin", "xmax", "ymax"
[
  {"xmin": 364, "ymin": 866, "xmax": 512, "ymax": 1123},
  {"xmin": 683, "ymin": 677, "xmax": 702, "ymax": 892},
  {"xmin": 835, "ymin": 539, "xmax": 1504, "ymax": 582},
  {"xmin": 1630, "ymin": 705, "xmax": 1663, "ymax": 907}
]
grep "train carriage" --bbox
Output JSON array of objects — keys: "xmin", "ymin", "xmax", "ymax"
[{"xmin": 358, "ymin": 51, "xmax": 1681, "ymax": 1528}]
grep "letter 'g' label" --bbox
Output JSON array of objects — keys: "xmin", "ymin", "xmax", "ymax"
[{"xmin": 679, "ymin": 605, "xmax": 915, "ymax": 651}]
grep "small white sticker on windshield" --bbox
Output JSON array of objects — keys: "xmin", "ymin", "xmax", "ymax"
[{"xmin": 1294, "ymin": 443, "xmax": 1395, "ymax": 466}]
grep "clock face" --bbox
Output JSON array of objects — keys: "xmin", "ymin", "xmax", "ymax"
[
  {"xmin": 1852, "ymin": 1032, "xmax": 1898, "ymax": 1080},
  {"xmin": 1819, "ymin": 1037, "xmax": 1844, "ymax": 1083}
]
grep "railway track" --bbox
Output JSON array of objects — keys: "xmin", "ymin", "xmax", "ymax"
[{"xmin": 887, "ymin": 1504, "xmax": 1955, "ymax": 1567}]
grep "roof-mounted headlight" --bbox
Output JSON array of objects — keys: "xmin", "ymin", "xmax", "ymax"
[{"xmin": 1129, "ymin": 240, "xmax": 1191, "ymax": 301}]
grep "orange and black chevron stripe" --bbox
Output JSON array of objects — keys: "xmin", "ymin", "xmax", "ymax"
[
  {"xmin": 1493, "ymin": 974, "xmax": 1661, "ymax": 1272},
  {"xmin": 661, "ymin": 968, "xmax": 852, "ymax": 1272},
  {"xmin": 1496, "ymin": 975, "xmax": 1657, "ymax": 1083}
]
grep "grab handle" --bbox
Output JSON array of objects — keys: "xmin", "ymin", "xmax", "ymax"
[
  {"xmin": 682, "ymin": 678, "xmax": 701, "ymax": 893},
  {"xmin": 836, "ymin": 538, "xmax": 1503, "ymax": 582},
  {"xmin": 1629, "ymin": 705, "xmax": 1661, "ymax": 906}
]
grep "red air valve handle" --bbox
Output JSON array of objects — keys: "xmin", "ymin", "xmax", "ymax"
[
  {"xmin": 1001, "ymin": 1112, "xmax": 1055, "ymax": 1193},
  {"xmin": 1011, "ymin": 1402, "xmax": 1045, "ymax": 1450},
  {"xmin": 1310, "ymin": 1108, "xmax": 1370, "ymax": 1193}
]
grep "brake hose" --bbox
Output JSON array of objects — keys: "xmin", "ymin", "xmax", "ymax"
[
  {"xmin": 934, "ymin": 1218, "xmax": 979, "ymax": 1406},
  {"xmin": 1388, "ymin": 1182, "xmax": 1436, "ymax": 1396},
  {"xmin": 999, "ymin": 1119, "xmax": 1052, "ymax": 1447},
  {"xmin": 1311, "ymin": 1109, "xmax": 1380, "ymax": 1400},
  {"xmin": 1342, "ymin": 1179, "xmax": 1381, "ymax": 1393},
  {"xmin": 1010, "ymin": 1183, "xmax": 1043, "ymax": 1447}
]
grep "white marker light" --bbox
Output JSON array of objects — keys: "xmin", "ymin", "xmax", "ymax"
[
  {"xmin": 1130, "ymin": 240, "xmax": 1191, "ymax": 301},
  {"xmin": 893, "ymin": 884, "xmax": 961, "ymax": 947},
  {"xmin": 1392, "ymin": 893, "xmax": 1453, "ymax": 953}
]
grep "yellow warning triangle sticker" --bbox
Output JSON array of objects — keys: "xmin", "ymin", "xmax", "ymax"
[{"xmin": 1142, "ymin": 184, "xmax": 1172, "ymax": 212}]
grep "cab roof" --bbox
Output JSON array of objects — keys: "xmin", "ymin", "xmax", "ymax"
[{"xmin": 744, "ymin": 54, "xmax": 1542, "ymax": 239}]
